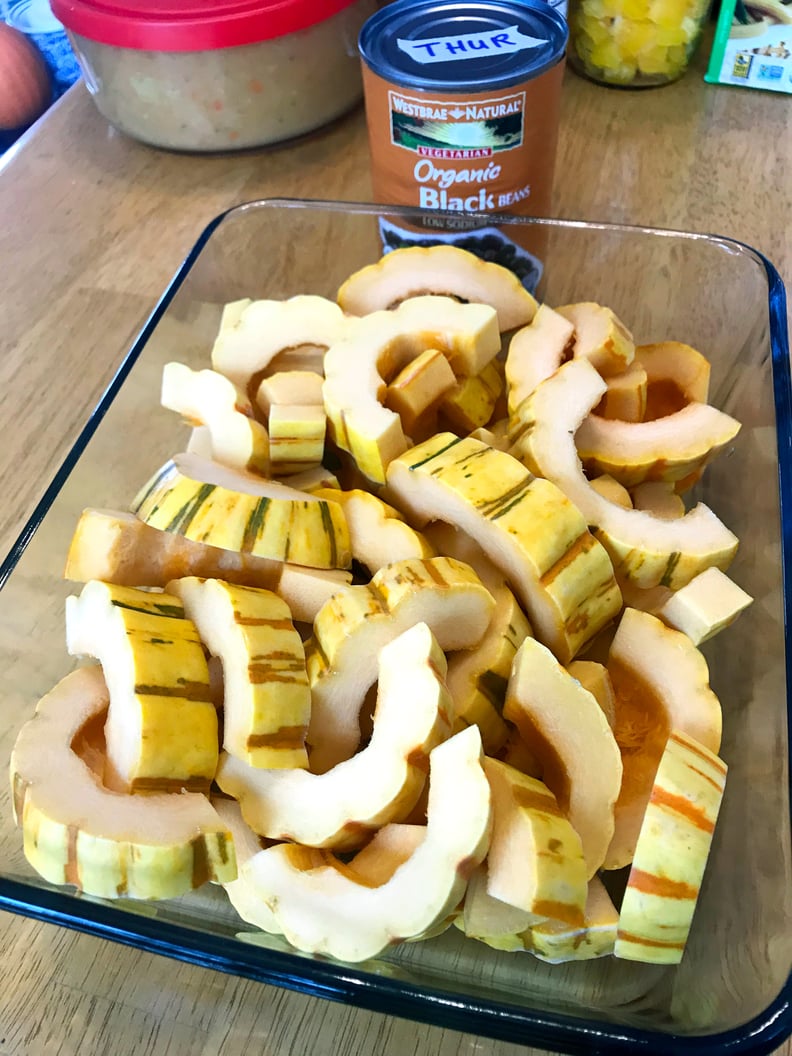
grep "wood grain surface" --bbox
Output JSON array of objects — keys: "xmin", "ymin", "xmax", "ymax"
[{"xmin": 0, "ymin": 47, "xmax": 789, "ymax": 1056}]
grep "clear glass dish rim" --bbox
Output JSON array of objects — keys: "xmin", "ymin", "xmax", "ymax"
[{"xmin": 1, "ymin": 198, "xmax": 790, "ymax": 1056}]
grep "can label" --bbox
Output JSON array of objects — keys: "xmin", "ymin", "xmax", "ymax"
[{"xmin": 363, "ymin": 62, "xmax": 564, "ymax": 222}]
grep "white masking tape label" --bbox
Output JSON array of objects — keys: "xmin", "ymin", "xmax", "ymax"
[{"xmin": 397, "ymin": 26, "xmax": 545, "ymax": 65}]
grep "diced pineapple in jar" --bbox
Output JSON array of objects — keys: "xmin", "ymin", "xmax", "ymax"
[
  {"xmin": 622, "ymin": 0, "xmax": 652, "ymax": 19},
  {"xmin": 648, "ymin": 0, "xmax": 693, "ymax": 26},
  {"xmin": 635, "ymin": 42, "xmax": 673, "ymax": 73},
  {"xmin": 570, "ymin": 0, "xmax": 708, "ymax": 84},
  {"xmin": 616, "ymin": 19, "xmax": 659, "ymax": 58}
]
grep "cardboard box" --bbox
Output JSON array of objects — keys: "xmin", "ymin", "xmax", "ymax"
[{"xmin": 705, "ymin": 0, "xmax": 792, "ymax": 93}]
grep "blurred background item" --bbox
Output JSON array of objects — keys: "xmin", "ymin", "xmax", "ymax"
[
  {"xmin": 566, "ymin": 0, "xmax": 712, "ymax": 85},
  {"xmin": 49, "ymin": 0, "xmax": 376, "ymax": 153},
  {"xmin": 0, "ymin": 1, "xmax": 80, "ymax": 153}
]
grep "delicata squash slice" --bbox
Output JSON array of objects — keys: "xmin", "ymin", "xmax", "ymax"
[
  {"xmin": 505, "ymin": 303, "xmax": 575, "ymax": 415},
  {"xmin": 216, "ymin": 623, "xmax": 452, "ymax": 850},
  {"xmin": 213, "ymin": 797, "xmax": 280, "ymax": 935},
  {"xmin": 322, "ymin": 295, "xmax": 500, "ymax": 484},
  {"xmin": 131, "ymin": 452, "xmax": 352, "ymax": 570},
  {"xmin": 636, "ymin": 340, "xmax": 712, "ymax": 419},
  {"xmin": 161, "ymin": 362, "xmax": 270, "ymax": 477},
  {"xmin": 615, "ymin": 729, "xmax": 727, "ymax": 964},
  {"xmin": 386, "ymin": 433, "xmax": 622, "ymax": 664},
  {"xmin": 306, "ymin": 556, "xmax": 495, "ymax": 774},
  {"xmin": 309, "ymin": 486, "xmax": 435, "ymax": 575},
  {"xmin": 575, "ymin": 400, "xmax": 741, "ymax": 489},
  {"xmin": 466, "ymin": 874, "xmax": 619, "ymax": 963},
  {"xmin": 505, "ymin": 637, "xmax": 623, "ymax": 878},
  {"xmin": 595, "ymin": 360, "xmax": 648, "ymax": 423},
  {"xmin": 64, "ymin": 508, "xmax": 351, "ymax": 624},
  {"xmin": 604, "ymin": 608, "xmax": 723, "ymax": 871},
  {"xmin": 211, "ymin": 295, "xmax": 352, "ymax": 395},
  {"xmin": 168, "ymin": 578, "xmax": 311, "ymax": 771},
  {"xmin": 509, "ymin": 358, "xmax": 739, "ymax": 589},
  {"xmin": 337, "ymin": 244, "xmax": 538, "ymax": 333},
  {"xmin": 66, "ymin": 582, "xmax": 218, "ymax": 795},
  {"xmin": 238, "ymin": 725, "xmax": 491, "ymax": 963},
  {"xmin": 11, "ymin": 666, "xmax": 236, "ymax": 900},
  {"xmin": 482, "ymin": 759, "xmax": 588, "ymax": 925},
  {"xmin": 555, "ymin": 302, "xmax": 636, "ymax": 377}
]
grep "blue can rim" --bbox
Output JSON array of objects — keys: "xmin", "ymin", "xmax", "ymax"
[{"xmin": 359, "ymin": 0, "xmax": 568, "ymax": 94}]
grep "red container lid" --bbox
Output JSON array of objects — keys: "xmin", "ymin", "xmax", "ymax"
[{"xmin": 51, "ymin": 0, "xmax": 360, "ymax": 51}]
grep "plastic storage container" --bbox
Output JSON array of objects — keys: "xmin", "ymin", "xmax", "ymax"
[
  {"xmin": 0, "ymin": 198, "xmax": 790, "ymax": 1055},
  {"xmin": 50, "ymin": 0, "xmax": 375, "ymax": 151},
  {"xmin": 567, "ymin": 0, "xmax": 711, "ymax": 86}
]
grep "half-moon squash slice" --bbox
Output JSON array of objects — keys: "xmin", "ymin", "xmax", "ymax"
[
  {"xmin": 509, "ymin": 357, "xmax": 739, "ymax": 589},
  {"xmin": 10, "ymin": 666, "xmax": 235, "ymax": 900},
  {"xmin": 604, "ymin": 607, "xmax": 723, "ymax": 870},
  {"xmin": 337, "ymin": 244, "xmax": 538, "ymax": 332},
  {"xmin": 239, "ymin": 725, "xmax": 491, "ymax": 962},
  {"xmin": 216, "ymin": 622, "xmax": 451, "ymax": 850}
]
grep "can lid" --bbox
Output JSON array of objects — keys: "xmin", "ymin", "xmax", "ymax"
[
  {"xmin": 51, "ymin": 0, "xmax": 359, "ymax": 51},
  {"xmin": 359, "ymin": 0, "xmax": 568, "ymax": 92}
]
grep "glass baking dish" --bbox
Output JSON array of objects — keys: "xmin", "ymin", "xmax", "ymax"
[{"xmin": 1, "ymin": 199, "xmax": 790, "ymax": 1055}]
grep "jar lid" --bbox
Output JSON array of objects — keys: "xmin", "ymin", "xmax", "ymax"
[
  {"xmin": 51, "ymin": 0, "xmax": 359, "ymax": 51},
  {"xmin": 359, "ymin": 0, "xmax": 568, "ymax": 92}
]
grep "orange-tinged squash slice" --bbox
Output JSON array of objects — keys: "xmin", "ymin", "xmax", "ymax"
[
  {"xmin": 483, "ymin": 758, "xmax": 587, "ymax": 924},
  {"xmin": 239, "ymin": 726, "xmax": 491, "ymax": 962},
  {"xmin": 63, "ymin": 508, "xmax": 351, "ymax": 623},
  {"xmin": 529, "ymin": 876, "xmax": 619, "ymax": 962},
  {"xmin": 575, "ymin": 401, "xmax": 741, "ymax": 489},
  {"xmin": 555, "ymin": 302, "xmax": 635, "ymax": 377},
  {"xmin": 11, "ymin": 666, "xmax": 235, "ymax": 900},
  {"xmin": 509, "ymin": 357, "xmax": 739, "ymax": 589},
  {"xmin": 614, "ymin": 729, "xmax": 727, "ymax": 964},
  {"xmin": 594, "ymin": 360, "xmax": 647, "ymax": 422},
  {"xmin": 504, "ymin": 637, "xmax": 623, "ymax": 878},
  {"xmin": 604, "ymin": 608, "xmax": 722, "ymax": 871},
  {"xmin": 635, "ymin": 341, "xmax": 711, "ymax": 421}
]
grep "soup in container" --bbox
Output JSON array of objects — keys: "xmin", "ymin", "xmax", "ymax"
[
  {"xmin": 50, "ymin": 0, "xmax": 375, "ymax": 152},
  {"xmin": 358, "ymin": 0, "xmax": 568, "ymax": 288}
]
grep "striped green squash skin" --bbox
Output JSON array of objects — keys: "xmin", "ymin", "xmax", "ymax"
[
  {"xmin": 131, "ymin": 460, "xmax": 351, "ymax": 569},
  {"xmin": 389, "ymin": 434, "xmax": 622, "ymax": 664},
  {"xmin": 66, "ymin": 582, "xmax": 218, "ymax": 795}
]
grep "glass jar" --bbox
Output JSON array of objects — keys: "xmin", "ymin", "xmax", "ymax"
[{"xmin": 567, "ymin": 0, "xmax": 711, "ymax": 86}]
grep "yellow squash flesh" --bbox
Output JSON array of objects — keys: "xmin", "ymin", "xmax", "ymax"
[
  {"xmin": 169, "ymin": 577, "xmax": 311, "ymax": 770},
  {"xmin": 65, "ymin": 581, "xmax": 217, "ymax": 794}
]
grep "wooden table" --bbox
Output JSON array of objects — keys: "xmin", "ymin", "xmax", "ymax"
[{"xmin": 0, "ymin": 52, "xmax": 789, "ymax": 1056}]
